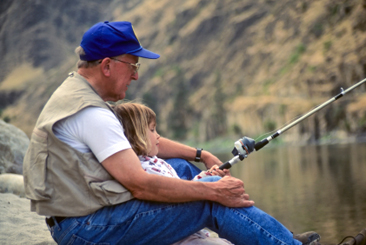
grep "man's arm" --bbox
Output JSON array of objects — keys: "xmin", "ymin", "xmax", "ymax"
[
  {"xmin": 102, "ymin": 148, "xmax": 254, "ymax": 208},
  {"xmin": 157, "ymin": 137, "xmax": 222, "ymax": 169}
]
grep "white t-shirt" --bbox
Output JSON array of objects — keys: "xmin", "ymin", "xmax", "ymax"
[{"xmin": 53, "ymin": 107, "xmax": 131, "ymax": 163}]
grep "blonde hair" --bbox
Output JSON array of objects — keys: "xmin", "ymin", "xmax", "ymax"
[{"xmin": 113, "ymin": 102, "xmax": 156, "ymax": 156}]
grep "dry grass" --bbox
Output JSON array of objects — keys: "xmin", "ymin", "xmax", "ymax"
[{"xmin": 0, "ymin": 63, "xmax": 43, "ymax": 91}]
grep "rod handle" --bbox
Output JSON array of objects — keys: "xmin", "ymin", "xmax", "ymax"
[
  {"xmin": 254, "ymin": 139, "xmax": 269, "ymax": 151},
  {"xmin": 219, "ymin": 161, "xmax": 232, "ymax": 170}
]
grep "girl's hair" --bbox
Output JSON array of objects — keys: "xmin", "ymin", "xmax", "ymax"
[{"xmin": 112, "ymin": 102, "xmax": 156, "ymax": 156}]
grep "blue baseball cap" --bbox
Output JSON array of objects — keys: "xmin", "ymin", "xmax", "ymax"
[{"xmin": 80, "ymin": 21, "xmax": 160, "ymax": 61}]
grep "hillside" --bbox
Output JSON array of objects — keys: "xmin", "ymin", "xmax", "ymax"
[{"xmin": 1, "ymin": 0, "xmax": 366, "ymax": 146}]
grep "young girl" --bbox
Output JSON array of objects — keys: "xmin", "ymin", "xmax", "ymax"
[
  {"xmin": 113, "ymin": 102, "xmax": 228, "ymax": 181},
  {"xmin": 113, "ymin": 102, "xmax": 232, "ymax": 245}
]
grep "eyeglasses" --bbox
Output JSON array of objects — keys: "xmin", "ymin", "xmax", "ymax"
[{"xmin": 110, "ymin": 57, "xmax": 140, "ymax": 74}]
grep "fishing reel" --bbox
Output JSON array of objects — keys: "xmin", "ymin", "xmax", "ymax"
[
  {"xmin": 219, "ymin": 136, "xmax": 256, "ymax": 170},
  {"xmin": 231, "ymin": 136, "xmax": 255, "ymax": 160}
]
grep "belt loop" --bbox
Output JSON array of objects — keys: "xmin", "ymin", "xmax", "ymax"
[
  {"xmin": 52, "ymin": 216, "xmax": 62, "ymax": 231},
  {"xmin": 46, "ymin": 216, "xmax": 62, "ymax": 231}
]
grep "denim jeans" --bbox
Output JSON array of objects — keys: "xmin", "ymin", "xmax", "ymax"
[{"xmin": 47, "ymin": 158, "xmax": 301, "ymax": 245}]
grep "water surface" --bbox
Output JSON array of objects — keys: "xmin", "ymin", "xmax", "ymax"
[{"xmin": 214, "ymin": 143, "xmax": 366, "ymax": 243}]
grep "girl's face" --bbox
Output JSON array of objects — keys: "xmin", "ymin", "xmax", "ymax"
[{"xmin": 147, "ymin": 121, "xmax": 160, "ymax": 156}]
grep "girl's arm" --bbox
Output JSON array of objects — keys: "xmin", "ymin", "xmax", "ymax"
[
  {"xmin": 102, "ymin": 148, "xmax": 254, "ymax": 207},
  {"xmin": 156, "ymin": 137, "xmax": 222, "ymax": 169},
  {"xmin": 192, "ymin": 165, "xmax": 229, "ymax": 181}
]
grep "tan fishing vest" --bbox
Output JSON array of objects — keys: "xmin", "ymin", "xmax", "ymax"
[{"xmin": 23, "ymin": 72, "xmax": 134, "ymax": 217}]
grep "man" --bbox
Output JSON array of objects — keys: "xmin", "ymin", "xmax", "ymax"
[{"xmin": 23, "ymin": 21, "xmax": 319, "ymax": 245}]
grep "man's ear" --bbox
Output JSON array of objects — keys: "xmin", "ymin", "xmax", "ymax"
[{"xmin": 100, "ymin": 58, "xmax": 112, "ymax": 77}]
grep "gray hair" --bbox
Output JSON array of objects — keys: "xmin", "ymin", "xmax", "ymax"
[
  {"xmin": 74, "ymin": 46, "xmax": 101, "ymax": 68},
  {"xmin": 74, "ymin": 46, "xmax": 126, "ymax": 69}
]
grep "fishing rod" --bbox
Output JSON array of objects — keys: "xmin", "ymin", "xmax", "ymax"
[{"xmin": 219, "ymin": 77, "xmax": 366, "ymax": 170}]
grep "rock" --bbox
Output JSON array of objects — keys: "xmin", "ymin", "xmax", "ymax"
[
  {"xmin": 0, "ymin": 119, "xmax": 29, "ymax": 174},
  {"xmin": 0, "ymin": 173, "xmax": 25, "ymax": 197}
]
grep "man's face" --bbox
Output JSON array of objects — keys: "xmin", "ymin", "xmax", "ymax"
[{"xmin": 109, "ymin": 54, "xmax": 139, "ymax": 101}]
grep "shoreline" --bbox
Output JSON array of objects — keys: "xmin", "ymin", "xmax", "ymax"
[{"xmin": 187, "ymin": 135, "xmax": 366, "ymax": 154}]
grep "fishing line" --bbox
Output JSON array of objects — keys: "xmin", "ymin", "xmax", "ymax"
[
  {"xmin": 254, "ymin": 98, "xmax": 331, "ymax": 143},
  {"xmin": 255, "ymin": 114, "xmax": 303, "ymax": 143},
  {"xmin": 219, "ymin": 77, "xmax": 366, "ymax": 170},
  {"xmin": 256, "ymin": 100, "xmax": 332, "ymax": 142}
]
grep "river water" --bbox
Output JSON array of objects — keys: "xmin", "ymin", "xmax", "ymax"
[{"xmin": 214, "ymin": 142, "xmax": 366, "ymax": 244}]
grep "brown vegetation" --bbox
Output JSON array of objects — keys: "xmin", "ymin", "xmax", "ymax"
[{"xmin": 0, "ymin": 0, "xmax": 366, "ymax": 145}]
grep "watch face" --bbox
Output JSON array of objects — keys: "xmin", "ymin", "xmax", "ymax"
[{"xmin": 195, "ymin": 148, "xmax": 202, "ymax": 162}]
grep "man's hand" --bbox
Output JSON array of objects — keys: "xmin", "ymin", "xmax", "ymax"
[{"xmin": 211, "ymin": 176, "xmax": 255, "ymax": 208}]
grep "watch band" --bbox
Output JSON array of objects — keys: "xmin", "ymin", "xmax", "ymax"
[{"xmin": 195, "ymin": 148, "xmax": 203, "ymax": 162}]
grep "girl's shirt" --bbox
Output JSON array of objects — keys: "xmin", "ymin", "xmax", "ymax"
[
  {"xmin": 138, "ymin": 155, "xmax": 214, "ymax": 181},
  {"xmin": 138, "ymin": 155, "xmax": 180, "ymax": 179}
]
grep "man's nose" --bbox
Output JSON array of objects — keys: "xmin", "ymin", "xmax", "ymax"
[{"xmin": 132, "ymin": 71, "xmax": 138, "ymax": 80}]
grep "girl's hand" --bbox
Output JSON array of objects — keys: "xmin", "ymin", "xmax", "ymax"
[
  {"xmin": 201, "ymin": 151, "xmax": 231, "ymax": 176},
  {"xmin": 208, "ymin": 165, "xmax": 229, "ymax": 177}
]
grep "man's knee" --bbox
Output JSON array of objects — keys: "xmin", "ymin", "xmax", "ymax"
[{"xmin": 165, "ymin": 158, "xmax": 201, "ymax": 180}]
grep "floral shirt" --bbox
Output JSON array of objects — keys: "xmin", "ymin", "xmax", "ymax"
[
  {"xmin": 138, "ymin": 155, "xmax": 213, "ymax": 181},
  {"xmin": 138, "ymin": 155, "xmax": 180, "ymax": 179}
]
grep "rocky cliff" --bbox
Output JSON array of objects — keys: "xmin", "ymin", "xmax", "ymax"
[{"xmin": 1, "ymin": 0, "xmax": 366, "ymax": 146}]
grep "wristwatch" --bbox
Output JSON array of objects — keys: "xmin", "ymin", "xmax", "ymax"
[{"xmin": 195, "ymin": 148, "xmax": 203, "ymax": 162}]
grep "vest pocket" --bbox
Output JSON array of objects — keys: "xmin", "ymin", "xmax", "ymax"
[
  {"xmin": 89, "ymin": 180, "xmax": 134, "ymax": 206},
  {"xmin": 23, "ymin": 128, "xmax": 51, "ymax": 200}
]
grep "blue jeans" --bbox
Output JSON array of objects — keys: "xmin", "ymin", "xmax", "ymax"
[{"xmin": 47, "ymin": 158, "xmax": 301, "ymax": 245}]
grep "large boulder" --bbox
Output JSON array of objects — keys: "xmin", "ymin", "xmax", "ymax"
[
  {"xmin": 0, "ymin": 173, "xmax": 25, "ymax": 196},
  {"xmin": 0, "ymin": 119, "xmax": 29, "ymax": 174}
]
